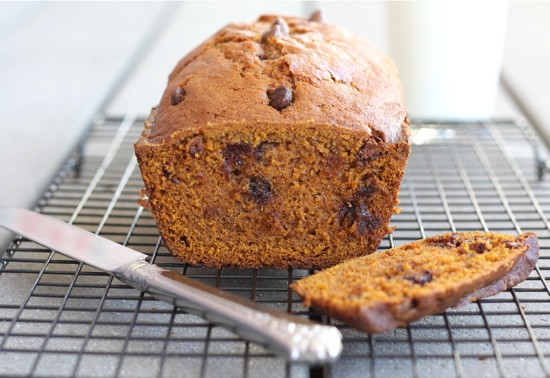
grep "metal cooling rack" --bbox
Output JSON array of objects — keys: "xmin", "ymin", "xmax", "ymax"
[{"xmin": 1, "ymin": 115, "xmax": 550, "ymax": 377}]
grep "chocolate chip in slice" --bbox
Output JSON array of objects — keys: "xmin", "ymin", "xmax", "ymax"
[
  {"xmin": 188, "ymin": 136, "xmax": 204, "ymax": 157},
  {"xmin": 223, "ymin": 143, "xmax": 252, "ymax": 168},
  {"xmin": 447, "ymin": 232, "xmax": 461, "ymax": 247},
  {"xmin": 355, "ymin": 183, "xmax": 378, "ymax": 197},
  {"xmin": 431, "ymin": 232, "xmax": 462, "ymax": 248},
  {"xmin": 339, "ymin": 187, "xmax": 380, "ymax": 235},
  {"xmin": 248, "ymin": 176, "xmax": 272, "ymax": 205},
  {"xmin": 338, "ymin": 200, "xmax": 356, "ymax": 228},
  {"xmin": 261, "ymin": 24, "xmax": 282, "ymax": 43},
  {"xmin": 357, "ymin": 138, "xmax": 383, "ymax": 164},
  {"xmin": 355, "ymin": 204, "xmax": 380, "ymax": 235},
  {"xmin": 405, "ymin": 270, "xmax": 433, "ymax": 286},
  {"xmin": 267, "ymin": 86, "xmax": 293, "ymax": 110},
  {"xmin": 471, "ymin": 241, "xmax": 490, "ymax": 254},
  {"xmin": 309, "ymin": 9, "xmax": 325, "ymax": 22},
  {"xmin": 171, "ymin": 87, "xmax": 186, "ymax": 105},
  {"xmin": 179, "ymin": 234, "xmax": 190, "ymax": 247}
]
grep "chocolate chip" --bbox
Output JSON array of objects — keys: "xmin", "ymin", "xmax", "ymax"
[
  {"xmin": 223, "ymin": 143, "xmax": 252, "ymax": 171},
  {"xmin": 405, "ymin": 270, "xmax": 433, "ymax": 286},
  {"xmin": 339, "ymin": 185, "xmax": 377, "ymax": 221},
  {"xmin": 248, "ymin": 176, "xmax": 272, "ymax": 205},
  {"xmin": 355, "ymin": 204, "xmax": 380, "ymax": 235},
  {"xmin": 261, "ymin": 24, "xmax": 282, "ymax": 43},
  {"xmin": 273, "ymin": 17, "xmax": 289, "ymax": 35},
  {"xmin": 171, "ymin": 87, "xmax": 186, "ymax": 105},
  {"xmin": 309, "ymin": 9, "xmax": 325, "ymax": 22},
  {"xmin": 179, "ymin": 234, "xmax": 190, "ymax": 247},
  {"xmin": 188, "ymin": 136, "xmax": 204, "ymax": 157},
  {"xmin": 339, "ymin": 193, "xmax": 380, "ymax": 235},
  {"xmin": 268, "ymin": 86, "xmax": 293, "ymax": 110},
  {"xmin": 447, "ymin": 232, "xmax": 461, "ymax": 247},
  {"xmin": 471, "ymin": 241, "xmax": 489, "ymax": 254},
  {"xmin": 339, "ymin": 201, "xmax": 355, "ymax": 227},
  {"xmin": 261, "ymin": 18, "xmax": 289, "ymax": 43},
  {"xmin": 434, "ymin": 232, "xmax": 462, "ymax": 248},
  {"xmin": 357, "ymin": 137, "xmax": 384, "ymax": 164},
  {"xmin": 371, "ymin": 130, "xmax": 386, "ymax": 142},
  {"xmin": 162, "ymin": 167, "xmax": 179, "ymax": 184},
  {"xmin": 355, "ymin": 183, "xmax": 378, "ymax": 197}
]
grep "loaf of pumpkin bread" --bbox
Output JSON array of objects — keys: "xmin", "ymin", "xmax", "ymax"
[{"xmin": 135, "ymin": 13, "xmax": 410, "ymax": 268}]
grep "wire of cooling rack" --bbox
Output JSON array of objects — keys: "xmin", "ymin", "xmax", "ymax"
[{"xmin": 1, "ymin": 116, "xmax": 550, "ymax": 377}]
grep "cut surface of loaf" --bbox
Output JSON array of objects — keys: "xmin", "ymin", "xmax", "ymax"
[
  {"xmin": 135, "ymin": 14, "xmax": 410, "ymax": 269},
  {"xmin": 291, "ymin": 232, "xmax": 539, "ymax": 333}
]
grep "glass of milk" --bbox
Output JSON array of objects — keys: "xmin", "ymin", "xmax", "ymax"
[{"xmin": 388, "ymin": 1, "xmax": 509, "ymax": 120}]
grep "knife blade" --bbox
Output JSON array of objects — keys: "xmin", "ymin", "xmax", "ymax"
[{"xmin": 0, "ymin": 207, "xmax": 342, "ymax": 363}]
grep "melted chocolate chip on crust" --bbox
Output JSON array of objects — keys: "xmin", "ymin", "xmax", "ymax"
[
  {"xmin": 248, "ymin": 176, "xmax": 272, "ymax": 204},
  {"xmin": 309, "ymin": 9, "xmax": 325, "ymax": 22},
  {"xmin": 260, "ymin": 18, "xmax": 288, "ymax": 44},
  {"xmin": 405, "ymin": 270, "xmax": 433, "ymax": 286},
  {"xmin": 272, "ymin": 17, "xmax": 289, "ymax": 35},
  {"xmin": 171, "ymin": 87, "xmax": 186, "ymax": 105},
  {"xmin": 267, "ymin": 86, "xmax": 293, "ymax": 110},
  {"xmin": 261, "ymin": 24, "xmax": 283, "ymax": 43}
]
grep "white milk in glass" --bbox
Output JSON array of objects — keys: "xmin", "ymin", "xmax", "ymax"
[{"xmin": 388, "ymin": 1, "xmax": 509, "ymax": 120}]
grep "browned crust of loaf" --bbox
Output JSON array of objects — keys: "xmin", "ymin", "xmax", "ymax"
[
  {"xmin": 144, "ymin": 14, "xmax": 407, "ymax": 145},
  {"xmin": 291, "ymin": 232, "xmax": 539, "ymax": 333}
]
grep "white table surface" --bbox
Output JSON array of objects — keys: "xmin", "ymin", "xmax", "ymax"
[{"xmin": 0, "ymin": 1, "xmax": 549, "ymax": 248}]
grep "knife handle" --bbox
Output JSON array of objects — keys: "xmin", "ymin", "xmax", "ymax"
[{"xmin": 114, "ymin": 259, "xmax": 342, "ymax": 363}]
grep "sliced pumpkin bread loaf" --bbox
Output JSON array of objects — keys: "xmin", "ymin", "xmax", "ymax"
[{"xmin": 134, "ymin": 14, "xmax": 410, "ymax": 269}]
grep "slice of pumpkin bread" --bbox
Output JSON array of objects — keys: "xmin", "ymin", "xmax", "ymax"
[{"xmin": 291, "ymin": 231, "xmax": 539, "ymax": 333}]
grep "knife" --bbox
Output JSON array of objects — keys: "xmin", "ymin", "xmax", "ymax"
[{"xmin": 0, "ymin": 207, "xmax": 342, "ymax": 363}]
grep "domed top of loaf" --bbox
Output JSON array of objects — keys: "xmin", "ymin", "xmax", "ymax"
[{"xmin": 148, "ymin": 14, "xmax": 408, "ymax": 144}]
